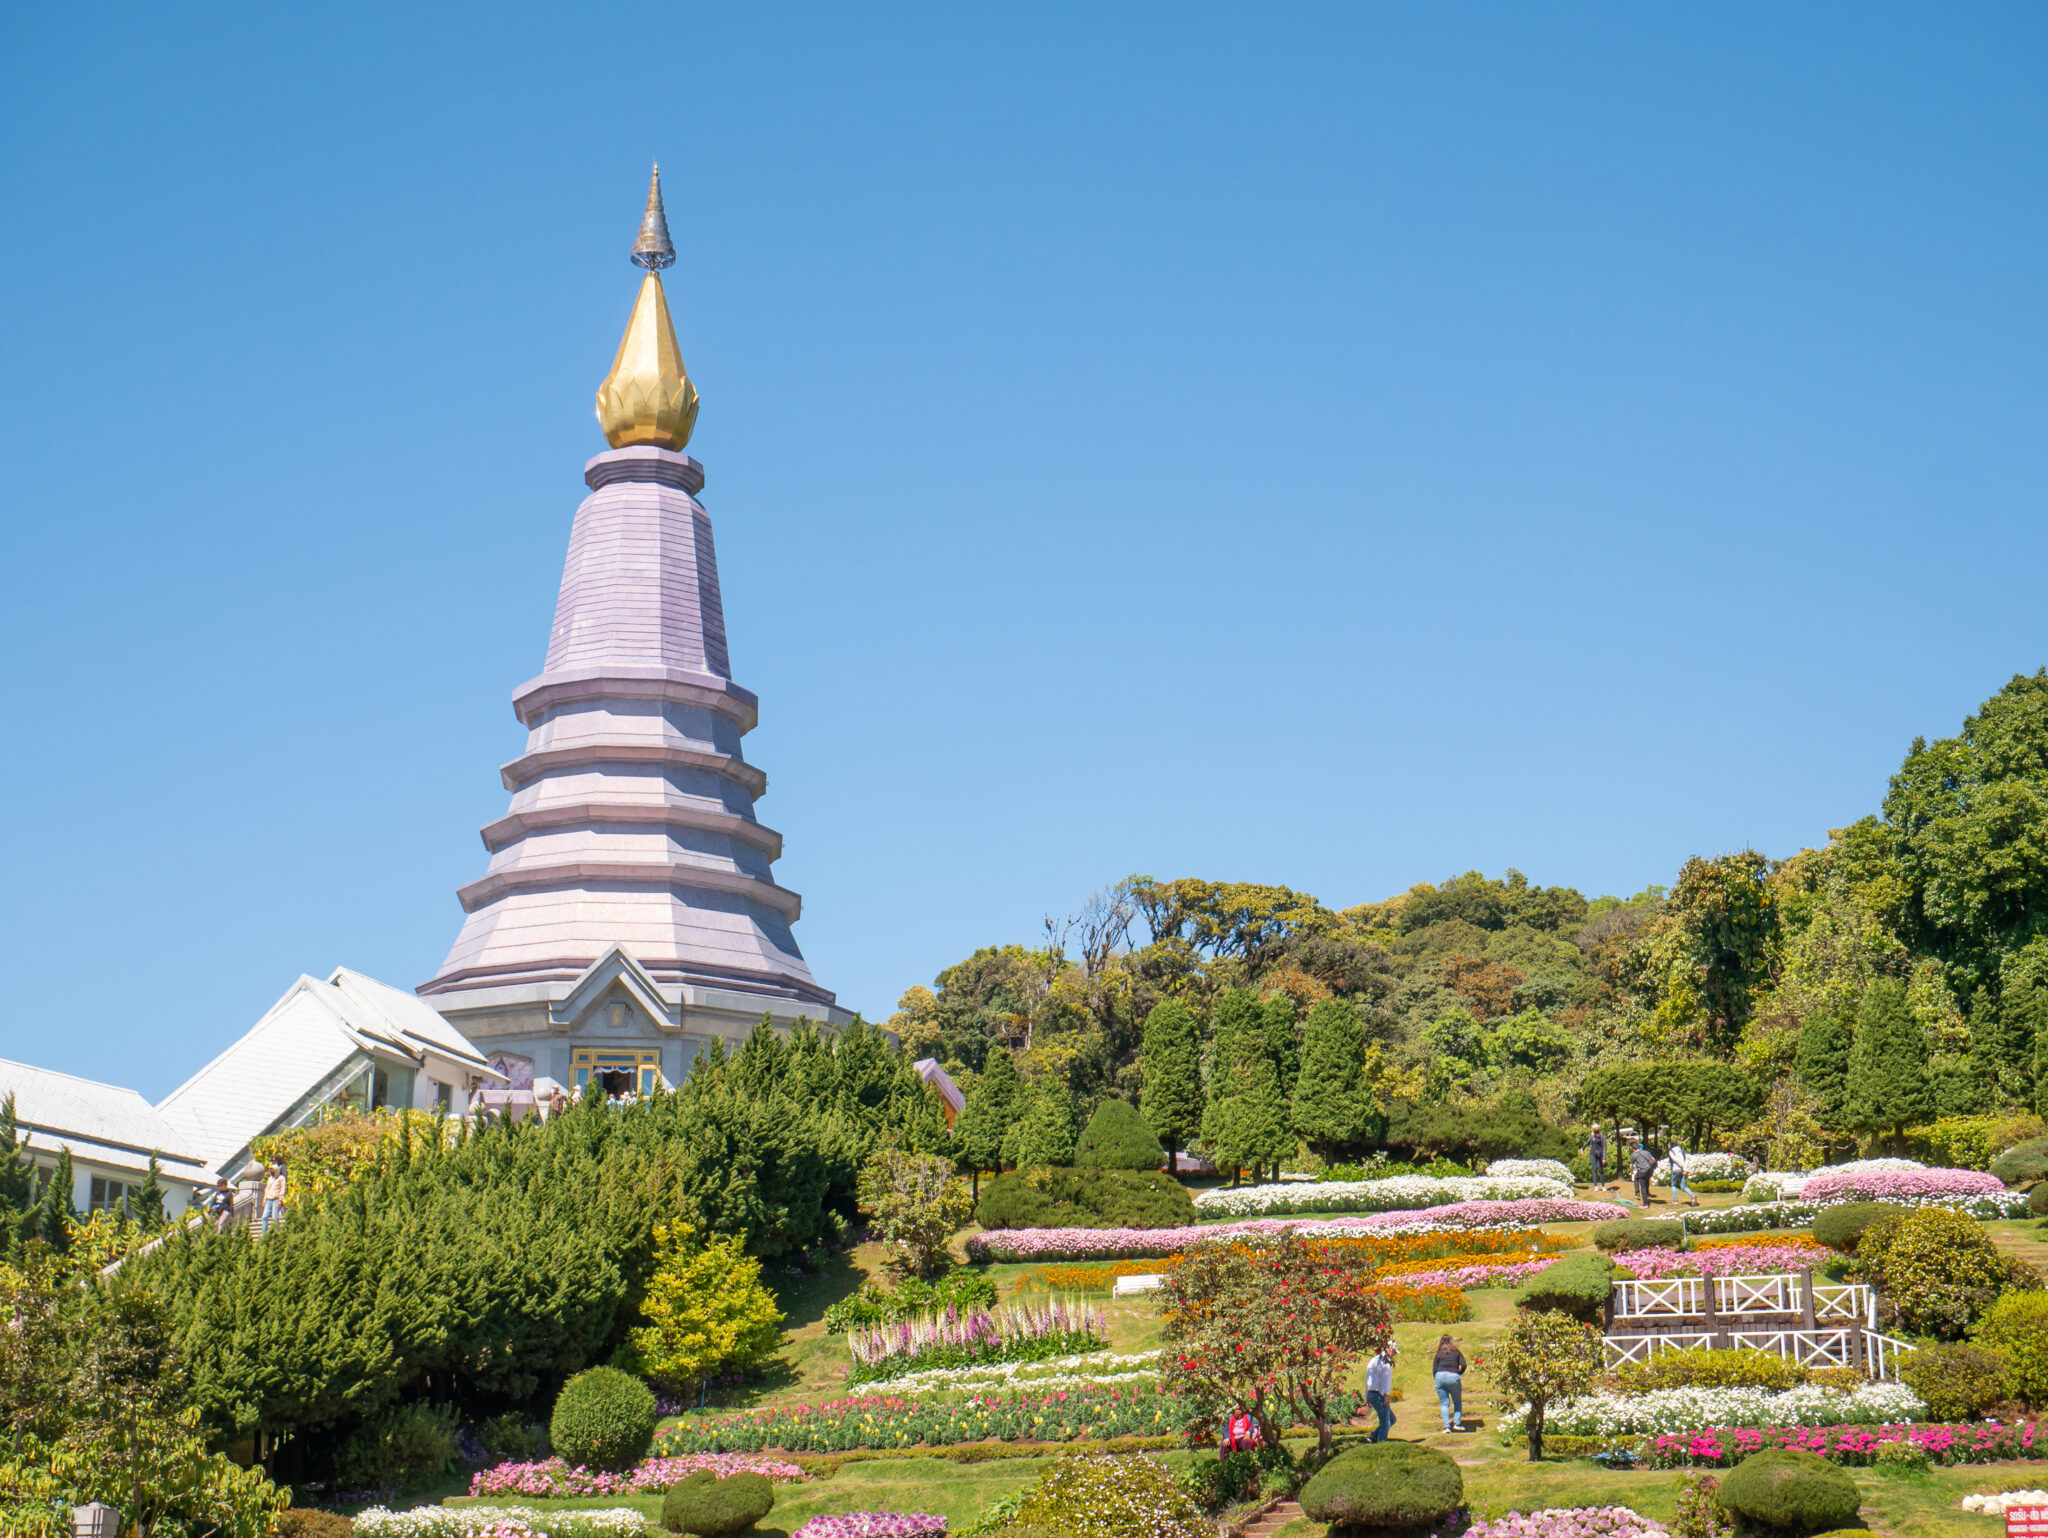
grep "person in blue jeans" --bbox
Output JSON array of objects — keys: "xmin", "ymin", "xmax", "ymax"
[
  {"xmin": 1364, "ymin": 1342, "xmax": 1398, "ymax": 1441},
  {"xmin": 1432, "ymin": 1333, "xmax": 1468, "ymax": 1431}
]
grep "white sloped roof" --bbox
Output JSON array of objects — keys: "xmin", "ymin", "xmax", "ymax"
[
  {"xmin": 0, "ymin": 1059, "xmax": 209, "ymax": 1183},
  {"xmin": 156, "ymin": 968, "xmax": 498, "ymax": 1175}
]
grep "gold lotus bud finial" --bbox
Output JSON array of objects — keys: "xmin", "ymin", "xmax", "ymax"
[{"xmin": 596, "ymin": 163, "xmax": 700, "ymax": 450}]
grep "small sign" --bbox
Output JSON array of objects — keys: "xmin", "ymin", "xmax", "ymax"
[{"xmin": 2004, "ymin": 1506, "xmax": 2048, "ymax": 1538}]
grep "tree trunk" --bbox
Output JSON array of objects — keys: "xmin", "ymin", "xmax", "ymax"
[{"xmin": 1527, "ymin": 1401, "xmax": 1544, "ymax": 1462}]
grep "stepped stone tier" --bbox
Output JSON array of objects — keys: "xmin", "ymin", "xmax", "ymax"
[{"xmin": 419, "ymin": 168, "xmax": 847, "ymax": 1093}]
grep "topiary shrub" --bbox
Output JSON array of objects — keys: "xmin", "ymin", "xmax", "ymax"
[
  {"xmin": 1979, "ymin": 1291, "xmax": 2048, "ymax": 1407},
  {"xmin": 1074, "ymin": 1100, "xmax": 1167, "ymax": 1171},
  {"xmin": 975, "ymin": 1167, "xmax": 1196, "ymax": 1229},
  {"xmin": 1897, "ymin": 1343, "xmax": 2011, "ymax": 1422},
  {"xmin": 1614, "ymin": 1348, "xmax": 1806, "ymax": 1394},
  {"xmin": 1717, "ymin": 1449, "xmax": 1861, "ymax": 1537},
  {"xmin": 278, "ymin": 1514, "xmax": 355, "ymax": 1538},
  {"xmin": 1991, "ymin": 1136, "xmax": 2048, "ymax": 1187},
  {"xmin": 1594, "ymin": 1219, "xmax": 1685, "ymax": 1253},
  {"xmin": 1512, "ymin": 1252, "xmax": 1615, "ymax": 1322},
  {"xmin": 1299, "ymin": 1441, "xmax": 1465, "ymax": 1529},
  {"xmin": 550, "ymin": 1365, "xmax": 659, "ymax": 1474},
  {"xmin": 2031, "ymin": 1182, "xmax": 2048, "ymax": 1217},
  {"xmin": 1812, "ymin": 1202, "xmax": 1911, "ymax": 1254},
  {"xmin": 1856, "ymin": 1206, "xmax": 2040, "ymax": 1340},
  {"xmin": 661, "ymin": 1471, "xmax": 775, "ymax": 1535},
  {"xmin": 1012, "ymin": 1451, "xmax": 1209, "ymax": 1538}
]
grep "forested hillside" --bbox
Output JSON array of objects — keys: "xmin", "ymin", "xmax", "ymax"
[{"xmin": 890, "ymin": 670, "xmax": 2048, "ymax": 1165}]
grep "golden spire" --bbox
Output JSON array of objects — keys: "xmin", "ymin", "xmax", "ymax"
[{"xmin": 596, "ymin": 165, "xmax": 699, "ymax": 450}]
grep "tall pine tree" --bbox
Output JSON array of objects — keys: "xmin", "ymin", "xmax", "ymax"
[
  {"xmin": 132, "ymin": 1156, "xmax": 167, "ymax": 1229},
  {"xmin": 1008, "ymin": 1083, "xmax": 1076, "ymax": 1169},
  {"xmin": 1209, "ymin": 1057, "xmax": 1292, "ymax": 1182},
  {"xmin": 1261, "ymin": 995, "xmax": 1301, "ymax": 1102},
  {"xmin": 1203, "ymin": 989, "xmax": 1267, "ymax": 1179},
  {"xmin": 954, "ymin": 1048, "xmax": 1020, "ymax": 1195},
  {"xmin": 35, "ymin": 1147, "xmax": 75, "ymax": 1254},
  {"xmin": 1847, "ymin": 978, "xmax": 1932, "ymax": 1147},
  {"xmin": 0, "ymin": 1096, "xmax": 37, "ymax": 1258},
  {"xmin": 1795, "ymin": 1003, "xmax": 1854, "ymax": 1131},
  {"xmin": 1291, "ymin": 998, "xmax": 1375, "ymax": 1162},
  {"xmin": 1139, "ymin": 999, "xmax": 1203, "ymax": 1172}
]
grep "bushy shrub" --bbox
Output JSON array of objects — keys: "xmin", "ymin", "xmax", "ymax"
[
  {"xmin": 1512, "ymin": 1252, "xmax": 1614, "ymax": 1321},
  {"xmin": 662, "ymin": 1470, "xmax": 776, "ymax": 1535},
  {"xmin": 1074, "ymin": 1101, "xmax": 1166, "ymax": 1171},
  {"xmin": 2031, "ymin": 1182, "xmax": 2048, "ymax": 1217},
  {"xmin": 1011, "ymin": 1452, "xmax": 1209, "ymax": 1538},
  {"xmin": 475, "ymin": 1412, "xmax": 549, "ymax": 1463},
  {"xmin": 1978, "ymin": 1291, "xmax": 2048, "ymax": 1406},
  {"xmin": 1383, "ymin": 1091, "xmax": 1575, "ymax": 1165},
  {"xmin": 278, "ymin": 1515, "xmax": 355, "ymax": 1538},
  {"xmin": 1299, "ymin": 1441, "xmax": 1465, "ymax": 1528},
  {"xmin": 1615, "ymin": 1348, "xmax": 1806, "ymax": 1394},
  {"xmin": 1896, "ymin": 1343, "xmax": 2011, "ymax": 1422},
  {"xmin": 975, "ymin": 1168, "xmax": 1196, "ymax": 1230},
  {"xmin": 1175, "ymin": 1445, "xmax": 1291, "ymax": 1510},
  {"xmin": 1673, "ymin": 1471, "xmax": 1733, "ymax": 1538},
  {"xmin": 334, "ymin": 1401, "xmax": 458, "ymax": 1492},
  {"xmin": 1914, "ymin": 1114, "xmax": 2047, "ymax": 1172},
  {"xmin": 1856, "ymin": 1206, "xmax": 2040, "ymax": 1339},
  {"xmin": 1991, "ymin": 1137, "xmax": 2048, "ymax": 1186},
  {"xmin": 1716, "ymin": 1449, "xmax": 1861, "ymax": 1536},
  {"xmin": 550, "ymin": 1366, "xmax": 659, "ymax": 1474},
  {"xmin": 1594, "ymin": 1219, "xmax": 1685, "ymax": 1253},
  {"xmin": 1810, "ymin": 1202, "xmax": 1911, "ymax": 1254},
  {"xmin": 822, "ymin": 1267, "xmax": 999, "ymax": 1333}
]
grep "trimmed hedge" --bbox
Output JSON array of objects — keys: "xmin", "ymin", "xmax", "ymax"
[
  {"xmin": 1980, "ymin": 1291, "xmax": 2048, "ymax": 1405},
  {"xmin": 278, "ymin": 1516, "xmax": 355, "ymax": 1538},
  {"xmin": 2031, "ymin": 1182, "xmax": 2048, "ymax": 1217},
  {"xmin": 1300, "ymin": 1441, "xmax": 1465, "ymax": 1529},
  {"xmin": 1616, "ymin": 1348, "xmax": 1806, "ymax": 1394},
  {"xmin": 661, "ymin": 1471, "xmax": 776, "ymax": 1535},
  {"xmin": 1594, "ymin": 1219, "xmax": 1685, "ymax": 1253},
  {"xmin": 1513, "ymin": 1252, "xmax": 1615, "ymax": 1321},
  {"xmin": 1074, "ymin": 1100, "xmax": 1167, "ymax": 1171},
  {"xmin": 1811, "ymin": 1202, "xmax": 1911, "ymax": 1254},
  {"xmin": 1717, "ymin": 1449, "xmax": 1861, "ymax": 1536},
  {"xmin": 550, "ymin": 1366, "xmax": 659, "ymax": 1475},
  {"xmin": 1991, "ymin": 1137, "xmax": 2048, "ymax": 1187},
  {"xmin": 975, "ymin": 1168, "xmax": 1196, "ymax": 1230},
  {"xmin": 1897, "ymin": 1343, "xmax": 2012, "ymax": 1422}
]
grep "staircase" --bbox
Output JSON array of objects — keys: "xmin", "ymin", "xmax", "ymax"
[{"xmin": 1244, "ymin": 1500, "xmax": 1303, "ymax": 1538}]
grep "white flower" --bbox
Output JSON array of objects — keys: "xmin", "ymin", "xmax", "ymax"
[
  {"xmin": 1963, "ymin": 1492, "xmax": 2048, "ymax": 1514},
  {"xmin": 1486, "ymin": 1159, "xmax": 1576, "ymax": 1184},
  {"xmin": 1499, "ymin": 1383, "xmax": 1925, "ymax": 1439},
  {"xmin": 868, "ymin": 1350, "xmax": 1163, "ymax": 1394},
  {"xmin": 1651, "ymin": 1152, "xmax": 1752, "ymax": 1183}
]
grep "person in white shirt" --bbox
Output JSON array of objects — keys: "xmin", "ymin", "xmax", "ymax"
[
  {"xmin": 1364, "ymin": 1343, "xmax": 1397, "ymax": 1442},
  {"xmin": 1667, "ymin": 1139, "xmax": 1696, "ymax": 1207}
]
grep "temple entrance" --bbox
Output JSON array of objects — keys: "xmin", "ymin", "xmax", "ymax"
[{"xmin": 571, "ymin": 1047, "xmax": 662, "ymax": 1099}]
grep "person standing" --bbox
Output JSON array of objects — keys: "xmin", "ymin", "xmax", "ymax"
[
  {"xmin": 1630, "ymin": 1139, "xmax": 1656, "ymax": 1204},
  {"xmin": 260, "ymin": 1159, "xmax": 288, "ymax": 1231},
  {"xmin": 1364, "ymin": 1342, "xmax": 1398, "ymax": 1442},
  {"xmin": 1432, "ymin": 1333, "xmax": 1468, "ymax": 1432},
  {"xmin": 1667, "ymin": 1138, "xmax": 1696, "ymax": 1207},
  {"xmin": 1586, "ymin": 1124, "xmax": 1607, "ymax": 1189}
]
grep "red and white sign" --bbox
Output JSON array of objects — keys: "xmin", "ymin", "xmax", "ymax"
[{"xmin": 2004, "ymin": 1506, "xmax": 2048, "ymax": 1538}]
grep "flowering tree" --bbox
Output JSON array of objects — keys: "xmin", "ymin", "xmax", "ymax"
[
  {"xmin": 855, "ymin": 1145, "xmax": 975, "ymax": 1277},
  {"xmin": 1160, "ymin": 1229, "xmax": 1391, "ymax": 1457},
  {"xmin": 1485, "ymin": 1308, "xmax": 1601, "ymax": 1461}
]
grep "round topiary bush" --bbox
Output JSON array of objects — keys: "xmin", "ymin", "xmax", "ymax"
[
  {"xmin": 550, "ymin": 1366, "xmax": 659, "ymax": 1474},
  {"xmin": 1299, "ymin": 1441, "xmax": 1465, "ymax": 1530},
  {"xmin": 1811, "ymin": 1202, "xmax": 1912, "ymax": 1254},
  {"xmin": 1991, "ymin": 1136, "xmax": 2048, "ymax": 1187},
  {"xmin": 1593, "ymin": 1218, "xmax": 1685, "ymax": 1253},
  {"xmin": 661, "ymin": 1471, "xmax": 776, "ymax": 1535},
  {"xmin": 1857, "ymin": 1205, "xmax": 2040, "ymax": 1340},
  {"xmin": 2030, "ymin": 1182, "xmax": 2048, "ymax": 1217},
  {"xmin": 1074, "ymin": 1098, "xmax": 1167, "ymax": 1171},
  {"xmin": 1897, "ymin": 1342, "xmax": 2012, "ymax": 1421},
  {"xmin": 1979, "ymin": 1290, "xmax": 2048, "ymax": 1407},
  {"xmin": 1717, "ymin": 1449, "xmax": 1861, "ymax": 1537}
]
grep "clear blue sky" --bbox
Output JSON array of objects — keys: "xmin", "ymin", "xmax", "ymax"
[{"xmin": 3, "ymin": 5, "xmax": 2045, "ymax": 1096}]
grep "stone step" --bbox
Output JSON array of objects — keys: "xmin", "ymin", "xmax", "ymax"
[{"xmin": 1244, "ymin": 1499, "xmax": 1304, "ymax": 1538}]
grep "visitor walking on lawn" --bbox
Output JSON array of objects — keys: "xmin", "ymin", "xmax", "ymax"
[
  {"xmin": 1365, "ymin": 1342, "xmax": 1397, "ymax": 1442},
  {"xmin": 1585, "ymin": 1123, "xmax": 1606, "ymax": 1188},
  {"xmin": 1432, "ymin": 1333, "xmax": 1467, "ymax": 1432},
  {"xmin": 1667, "ymin": 1138, "xmax": 1697, "ymax": 1206},
  {"xmin": 1630, "ymin": 1139, "xmax": 1656, "ymax": 1204}
]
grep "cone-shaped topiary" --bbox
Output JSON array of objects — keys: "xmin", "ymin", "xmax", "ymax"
[
  {"xmin": 550, "ymin": 1365, "xmax": 658, "ymax": 1473},
  {"xmin": 662, "ymin": 1470, "xmax": 776, "ymax": 1535},
  {"xmin": 1299, "ymin": 1441, "xmax": 1464, "ymax": 1528},
  {"xmin": 1812, "ymin": 1202, "xmax": 1911, "ymax": 1254},
  {"xmin": 1717, "ymin": 1449, "xmax": 1861, "ymax": 1536},
  {"xmin": 1074, "ymin": 1099, "xmax": 1166, "ymax": 1170}
]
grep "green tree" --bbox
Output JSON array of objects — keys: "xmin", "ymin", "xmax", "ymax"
[
  {"xmin": 1291, "ymin": 998, "xmax": 1376, "ymax": 1162},
  {"xmin": 130, "ymin": 1160, "xmax": 166, "ymax": 1231},
  {"xmin": 627, "ymin": 1224, "xmax": 784, "ymax": 1392},
  {"xmin": 1208, "ymin": 1057, "xmax": 1292, "ymax": 1183},
  {"xmin": 1261, "ymin": 995, "xmax": 1301, "ymax": 1101},
  {"xmin": 35, "ymin": 1149, "xmax": 75, "ymax": 1255},
  {"xmin": 1659, "ymin": 851, "xmax": 1781, "ymax": 1049},
  {"xmin": 1007, "ymin": 1083, "xmax": 1076, "ymax": 1170},
  {"xmin": 1794, "ymin": 1003, "xmax": 1854, "ymax": 1129},
  {"xmin": 1970, "ymin": 985, "xmax": 2035, "ymax": 1110},
  {"xmin": 0, "ymin": 1097, "xmax": 37, "ymax": 1258},
  {"xmin": 1138, "ymin": 999, "xmax": 1203, "ymax": 1171},
  {"xmin": 1073, "ymin": 1099, "xmax": 1165, "ymax": 1170},
  {"xmin": 954, "ymin": 1047, "xmax": 1020, "ymax": 1194},
  {"xmin": 1847, "ymin": 978, "xmax": 1932, "ymax": 1146},
  {"xmin": 1485, "ymin": 1309, "xmax": 1602, "ymax": 1461},
  {"xmin": 854, "ymin": 1146, "xmax": 975, "ymax": 1277}
]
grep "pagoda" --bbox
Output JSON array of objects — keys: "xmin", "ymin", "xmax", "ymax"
[{"xmin": 419, "ymin": 169, "xmax": 845, "ymax": 1096}]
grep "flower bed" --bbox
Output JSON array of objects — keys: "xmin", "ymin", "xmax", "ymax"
[
  {"xmin": 1651, "ymin": 1153, "xmax": 1752, "ymax": 1184},
  {"xmin": 1800, "ymin": 1168, "xmax": 2007, "ymax": 1203},
  {"xmin": 965, "ymin": 1201, "xmax": 1627, "ymax": 1262},
  {"xmin": 1191, "ymin": 1174, "xmax": 1571, "ymax": 1217},
  {"xmin": 652, "ymin": 1382, "xmax": 1191, "ymax": 1452},
  {"xmin": 1611, "ymin": 1245, "xmax": 1834, "ymax": 1279},
  {"xmin": 1742, "ymin": 1159, "xmax": 1926, "ymax": 1202},
  {"xmin": 793, "ymin": 1516, "xmax": 947, "ymax": 1538},
  {"xmin": 1369, "ymin": 1255, "xmax": 1566, "ymax": 1290},
  {"xmin": 875, "ymin": 1350, "xmax": 1161, "ymax": 1398},
  {"xmin": 1465, "ymin": 1509, "xmax": 1668, "ymax": 1538},
  {"xmin": 847, "ymin": 1299, "xmax": 1103, "ymax": 1384},
  {"xmin": 1501, "ymin": 1382, "xmax": 1925, "ymax": 1439},
  {"xmin": 1645, "ymin": 1420, "xmax": 2044, "ymax": 1468},
  {"xmin": 355, "ymin": 1507, "xmax": 647, "ymax": 1537},
  {"xmin": 1485, "ymin": 1159, "xmax": 1576, "ymax": 1184},
  {"xmin": 1373, "ymin": 1282, "xmax": 1473, "ymax": 1321},
  {"xmin": 468, "ymin": 1453, "xmax": 806, "ymax": 1498}
]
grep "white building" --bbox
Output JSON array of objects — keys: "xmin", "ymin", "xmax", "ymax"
[
  {"xmin": 156, "ymin": 967, "xmax": 505, "ymax": 1181},
  {"xmin": 0, "ymin": 1059, "xmax": 209, "ymax": 1218}
]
